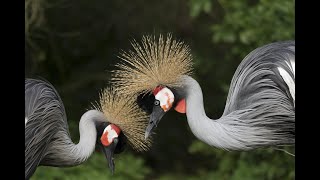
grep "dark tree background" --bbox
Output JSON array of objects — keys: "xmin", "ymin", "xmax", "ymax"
[{"xmin": 25, "ymin": 0, "xmax": 295, "ymax": 179}]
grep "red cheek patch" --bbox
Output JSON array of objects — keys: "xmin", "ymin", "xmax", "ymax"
[
  {"xmin": 100, "ymin": 124, "xmax": 121, "ymax": 146},
  {"xmin": 174, "ymin": 99, "xmax": 186, "ymax": 113},
  {"xmin": 153, "ymin": 86, "xmax": 164, "ymax": 95},
  {"xmin": 101, "ymin": 132, "xmax": 110, "ymax": 146}
]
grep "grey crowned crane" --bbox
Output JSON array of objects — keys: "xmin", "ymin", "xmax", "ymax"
[
  {"xmin": 111, "ymin": 34, "xmax": 295, "ymax": 151},
  {"xmin": 25, "ymin": 78, "xmax": 152, "ymax": 179}
]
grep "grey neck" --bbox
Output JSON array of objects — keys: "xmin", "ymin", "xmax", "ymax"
[
  {"xmin": 179, "ymin": 75, "xmax": 277, "ymax": 150},
  {"xmin": 179, "ymin": 75, "xmax": 234, "ymax": 150},
  {"xmin": 43, "ymin": 110, "xmax": 106, "ymax": 166}
]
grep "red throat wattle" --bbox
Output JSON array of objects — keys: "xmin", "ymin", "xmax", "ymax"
[
  {"xmin": 100, "ymin": 124, "xmax": 121, "ymax": 146},
  {"xmin": 174, "ymin": 99, "xmax": 186, "ymax": 113}
]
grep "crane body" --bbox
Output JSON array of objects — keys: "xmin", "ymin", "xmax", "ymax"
[
  {"xmin": 25, "ymin": 78, "xmax": 151, "ymax": 179},
  {"xmin": 112, "ymin": 34, "xmax": 295, "ymax": 151}
]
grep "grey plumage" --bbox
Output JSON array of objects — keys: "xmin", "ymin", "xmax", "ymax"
[
  {"xmin": 224, "ymin": 40, "xmax": 295, "ymax": 114},
  {"xmin": 25, "ymin": 79, "xmax": 107, "ymax": 179},
  {"xmin": 25, "ymin": 78, "xmax": 152, "ymax": 179},
  {"xmin": 222, "ymin": 41, "xmax": 295, "ymax": 148},
  {"xmin": 178, "ymin": 41, "xmax": 295, "ymax": 150},
  {"xmin": 25, "ymin": 78, "xmax": 70, "ymax": 179}
]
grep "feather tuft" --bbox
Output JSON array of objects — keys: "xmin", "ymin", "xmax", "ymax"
[
  {"xmin": 94, "ymin": 87, "xmax": 152, "ymax": 151},
  {"xmin": 112, "ymin": 33, "xmax": 194, "ymax": 95}
]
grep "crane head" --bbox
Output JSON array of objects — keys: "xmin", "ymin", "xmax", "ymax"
[
  {"xmin": 97, "ymin": 122, "xmax": 127, "ymax": 175},
  {"xmin": 145, "ymin": 86, "xmax": 186, "ymax": 139}
]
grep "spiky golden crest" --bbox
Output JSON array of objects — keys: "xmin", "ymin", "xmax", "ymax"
[
  {"xmin": 93, "ymin": 87, "xmax": 152, "ymax": 152},
  {"xmin": 112, "ymin": 34, "xmax": 194, "ymax": 96}
]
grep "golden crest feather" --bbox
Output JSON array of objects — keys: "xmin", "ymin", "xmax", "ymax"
[
  {"xmin": 112, "ymin": 33, "xmax": 193, "ymax": 95},
  {"xmin": 92, "ymin": 87, "xmax": 152, "ymax": 151}
]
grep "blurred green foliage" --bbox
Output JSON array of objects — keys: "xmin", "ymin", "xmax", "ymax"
[
  {"xmin": 26, "ymin": 0, "xmax": 295, "ymax": 179},
  {"xmin": 188, "ymin": 141, "xmax": 294, "ymax": 180},
  {"xmin": 32, "ymin": 153, "xmax": 151, "ymax": 180},
  {"xmin": 214, "ymin": 0, "xmax": 294, "ymax": 57}
]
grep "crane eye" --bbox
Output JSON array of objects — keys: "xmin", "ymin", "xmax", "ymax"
[{"xmin": 154, "ymin": 100, "xmax": 160, "ymax": 106}]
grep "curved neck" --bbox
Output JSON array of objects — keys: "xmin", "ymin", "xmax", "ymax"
[
  {"xmin": 180, "ymin": 75, "xmax": 252, "ymax": 150},
  {"xmin": 44, "ymin": 110, "xmax": 106, "ymax": 166},
  {"xmin": 180, "ymin": 76, "xmax": 208, "ymax": 121},
  {"xmin": 180, "ymin": 76, "xmax": 220, "ymax": 146},
  {"xmin": 74, "ymin": 110, "xmax": 105, "ymax": 161}
]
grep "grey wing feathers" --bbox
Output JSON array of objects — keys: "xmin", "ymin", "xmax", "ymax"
[
  {"xmin": 222, "ymin": 41, "xmax": 295, "ymax": 145},
  {"xmin": 25, "ymin": 78, "xmax": 68, "ymax": 179},
  {"xmin": 223, "ymin": 41, "xmax": 295, "ymax": 114}
]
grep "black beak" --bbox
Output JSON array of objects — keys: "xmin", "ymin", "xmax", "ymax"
[
  {"xmin": 145, "ymin": 106, "xmax": 166, "ymax": 139},
  {"xmin": 101, "ymin": 138, "xmax": 118, "ymax": 175}
]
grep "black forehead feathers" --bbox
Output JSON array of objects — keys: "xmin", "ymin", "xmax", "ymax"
[
  {"xmin": 114, "ymin": 132, "xmax": 127, "ymax": 154},
  {"xmin": 168, "ymin": 87, "xmax": 184, "ymax": 108},
  {"xmin": 136, "ymin": 92, "xmax": 155, "ymax": 114},
  {"xmin": 96, "ymin": 121, "xmax": 110, "ymax": 137}
]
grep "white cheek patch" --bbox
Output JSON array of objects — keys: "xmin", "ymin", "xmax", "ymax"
[
  {"xmin": 25, "ymin": 117, "xmax": 28, "ymax": 125},
  {"xmin": 155, "ymin": 87, "xmax": 175, "ymax": 112},
  {"xmin": 278, "ymin": 67, "xmax": 295, "ymax": 104},
  {"xmin": 104, "ymin": 125, "xmax": 119, "ymax": 143}
]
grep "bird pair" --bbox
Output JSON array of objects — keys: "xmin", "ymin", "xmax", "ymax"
[{"xmin": 25, "ymin": 34, "xmax": 295, "ymax": 179}]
